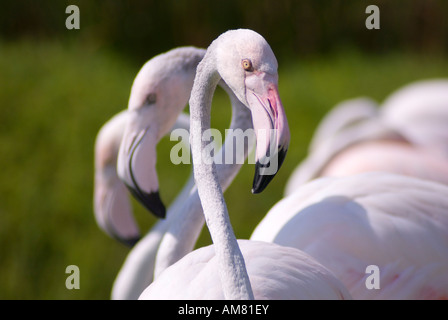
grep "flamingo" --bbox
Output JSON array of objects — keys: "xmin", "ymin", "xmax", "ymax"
[
  {"xmin": 94, "ymin": 110, "xmax": 138, "ymax": 246},
  {"xmin": 112, "ymin": 45, "xmax": 280, "ymax": 299},
  {"xmin": 284, "ymin": 80, "xmax": 448, "ymax": 196},
  {"xmin": 138, "ymin": 29, "xmax": 351, "ymax": 300},
  {"xmin": 93, "ymin": 111, "xmax": 190, "ymax": 246},
  {"xmin": 251, "ymin": 172, "xmax": 448, "ymax": 299},
  {"xmin": 251, "ymin": 82, "xmax": 448, "ymax": 299},
  {"xmin": 116, "ymin": 47, "xmax": 207, "ymax": 219},
  {"xmin": 307, "ymin": 97, "xmax": 379, "ymax": 153},
  {"xmin": 329, "ymin": 80, "xmax": 448, "ymax": 183},
  {"xmin": 112, "ymin": 75, "xmax": 253, "ymax": 299},
  {"xmin": 93, "ymin": 47, "xmax": 205, "ymax": 246},
  {"xmin": 380, "ymin": 79, "xmax": 448, "ymax": 156}
]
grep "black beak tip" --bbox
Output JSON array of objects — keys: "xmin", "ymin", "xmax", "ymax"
[
  {"xmin": 144, "ymin": 191, "xmax": 167, "ymax": 219},
  {"xmin": 120, "ymin": 235, "xmax": 141, "ymax": 248},
  {"xmin": 251, "ymin": 147, "xmax": 288, "ymax": 194},
  {"xmin": 126, "ymin": 184, "xmax": 167, "ymax": 219},
  {"xmin": 252, "ymin": 163, "xmax": 276, "ymax": 194}
]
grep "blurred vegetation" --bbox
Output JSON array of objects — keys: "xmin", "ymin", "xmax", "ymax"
[
  {"xmin": 0, "ymin": 0, "xmax": 447, "ymax": 299},
  {"xmin": 2, "ymin": 0, "xmax": 448, "ymax": 62}
]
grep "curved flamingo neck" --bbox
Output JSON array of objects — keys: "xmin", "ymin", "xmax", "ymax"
[
  {"xmin": 188, "ymin": 52, "xmax": 254, "ymax": 300},
  {"xmin": 111, "ymin": 115, "xmax": 199, "ymax": 300},
  {"xmin": 154, "ymin": 82, "xmax": 253, "ymax": 277}
]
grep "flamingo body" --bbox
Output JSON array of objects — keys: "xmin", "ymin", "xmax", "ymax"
[
  {"xmin": 381, "ymin": 79, "xmax": 448, "ymax": 155},
  {"xmin": 308, "ymin": 97, "xmax": 378, "ymax": 153},
  {"xmin": 321, "ymin": 140, "xmax": 448, "ymax": 185},
  {"xmin": 285, "ymin": 80, "xmax": 448, "ymax": 195},
  {"xmin": 140, "ymin": 240, "xmax": 351, "ymax": 300},
  {"xmin": 251, "ymin": 172, "xmax": 448, "ymax": 299}
]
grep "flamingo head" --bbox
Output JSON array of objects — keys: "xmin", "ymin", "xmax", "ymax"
[
  {"xmin": 214, "ymin": 29, "xmax": 290, "ymax": 193},
  {"xmin": 117, "ymin": 47, "xmax": 205, "ymax": 218}
]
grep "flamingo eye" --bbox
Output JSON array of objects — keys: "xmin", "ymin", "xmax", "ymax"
[
  {"xmin": 145, "ymin": 93, "xmax": 157, "ymax": 106},
  {"xmin": 242, "ymin": 59, "xmax": 253, "ymax": 72}
]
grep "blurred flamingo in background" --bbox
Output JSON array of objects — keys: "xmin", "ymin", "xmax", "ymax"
[
  {"xmin": 93, "ymin": 47, "xmax": 205, "ymax": 246},
  {"xmin": 285, "ymin": 79, "xmax": 448, "ymax": 195},
  {"xmin": 250, "ymin": 79, "xmax": 448, "ymax": 299},
  {"xmin": 94, "ymin": 110, "xmax": 190, "ymax": 246}
]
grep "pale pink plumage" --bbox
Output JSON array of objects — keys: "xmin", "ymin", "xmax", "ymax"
[
  {"xmin": 251, "ymin": 172, "xmax": 448, "ymax": 299},
  {"xmin": 285, "ymin": 80, "xmax": 448, "ymax": 195},
  {"xmin": 321, "ymin": 140, "xmax": 448, "ymax": 185},
  {"xmin": 94, "ymin": 110, "xmax": 140, "ymax": 246},
  {"xmin": 140, "ymin": 240, "xmax": 350, "ymax": 300},
  {"xmin": 139, "ymin": 29, "xmax": 351, "ymax": 300},
  {"xmin": 255, "ymin": 79, "xmax": 448, "ymax": 300}
]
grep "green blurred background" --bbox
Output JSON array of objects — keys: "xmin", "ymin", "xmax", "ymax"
[{"xmin": 1, "ymin": 0, "xmax": 447, "ymax": 299}]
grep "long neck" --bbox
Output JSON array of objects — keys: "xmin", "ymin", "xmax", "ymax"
[
  {"xmin": 188, "ymin": 54, "xmax": 254, "ymax": 300},
  {"xmin": 112, "ymin": 173, "xmax": 196, "ymax": 300},
  {"xmin": 154, "ymin": 84, "xmax": 253, "ymax": 278},
  {"xmin": 111, "ymin": 113, "xmax": 198, "ymax": 300}
]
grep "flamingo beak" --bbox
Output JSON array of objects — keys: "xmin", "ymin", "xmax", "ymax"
[
  {"xmin": 117, "ymin": 125, "xmax": 166, "ymax": 219},
  {"xmin": 246, "ymin": 76, "xmax": 290, "ymax": 194},
  {"xmin": 94, "ymin": 176, "xmax": 142, "ymax": 247},
  {"xmin": 94, "ymin": 157, "xmax": 142, "ymax": 246}
]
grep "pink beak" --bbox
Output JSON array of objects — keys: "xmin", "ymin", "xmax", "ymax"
[{"xmin": 246, "ymin": 81, "xmax": 290, "ymax": 193}]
